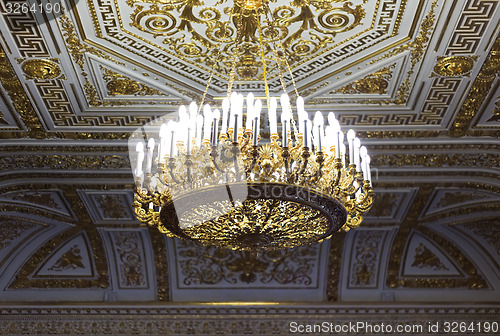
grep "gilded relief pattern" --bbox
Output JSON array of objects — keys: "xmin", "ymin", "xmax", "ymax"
[
  {"xmin": 331, "ymin": 65, "xmax": 395, "ymax": 94},
  {"xmin": 461, "ymin": 33, "xmax": 500, "ymax": 130},
  {"xmin": 1, "ymin": 5, "xmax": 50, "ymax": 57},
  {"xmin": 462, "ymin": 222, "xmax": 500, "ymax": 255},
  {"xmin": 0, "ymin": 47, "xmax": 44, "ymax": 136},
  {"xmin": 310, "ymin": 0, "xmax": 438, "ymax": 118},
  {"xmin": 48, "ymin": 245, "xmax": 85, "ymax": 271},
  {"xmin": 176, "ymin": 239, "xmax": 319, "ymax": 286},
  {"xmin": 444, "ymin": 0, "xmax": 499, "ymax": 55},
  {"xmin": 96, "ymin": 195, "xmax": 129, "ymax": 219},
  {"xmin": 0, "ymin": 220, "xmax": 39, "ymax": 251},
  {"xmin": 126, "ymin": 0, "xmax": 367, "ymax": 81},
  {"xmin": 411, "ymin": 243, "xmax": 448, "ymax": 271},
  {"xmin": 349, "ymin": 230, "xmax": 386, "ymax": 288},
  {"xmin": 20, "ymin": 59, "xmax": 63, "ymax": 80},
  {"xmin": 101, "ymin": 66, "xmax": 167, "ymax": 96},
  {"xmin": 109, "ymin": 231, "xmax": 148, "ymax": 288},
  {"xmin": 11, "ymin": 191, "xmax": 61, "ymax": 209}
]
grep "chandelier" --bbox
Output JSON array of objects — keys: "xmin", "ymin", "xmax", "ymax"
[{"xmin": 131, "ymin": 0, "xmax": 374, "ymax": 251}]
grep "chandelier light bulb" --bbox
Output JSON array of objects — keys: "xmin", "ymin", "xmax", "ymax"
[
  {"xmin": 146, "ymin": 138, "xmax": 155, "ymax": 174},
  {"xmin": 196, "ymin": 115, "xmax": 204, "ymax": 147},
  {"xmin": 189, "ymin": 101, "xmax": 197, "ymax": 120},
  {"xmin": 159, "ymin": 123, "xmax": 168, "ymax": 164},
  {"xmin": 327, "ymin": 112, "xmax": 336, "ymax": 126},
  {"xmin": 354, "ymin": 137, "xmax": 361, "ymax": 172},
  {"xmin": 296, "ymin": 96, "xmax": 305, "ymax": 113},
  {"xmin": 280, "ymin": 93, "xmax": 290, "ymax": 109},
  {"xmin": 159, "ymin": 123, "xmax": 168, "ymax": 138},
  {"xmin": 347, "ymin": 129, "xmax": 355, "ymax": 165},
  {"xmin": 366, "ymin": 155, "xmax": 372, "ymax": 183}
]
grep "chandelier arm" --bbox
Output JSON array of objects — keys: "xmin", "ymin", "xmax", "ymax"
[
  {"xmin": 231, "ymin": 142, "xmax": 240, "ymax": 179},
  {"xmin": 167, "ymin": 158, "xmax": 182, "ymax": 184},
  {"xmin": 315, "ymin": 151, "xmax": 324, "ymax": 181},
  {"xmin": 282, "ymin": 146, "xmax": 290, "ymax": 181},
  {"xmin": 246, "ymin": 145, "xmax": 259, "ymax": 174},
  {"xmin": 185, "ymin": 155, "xmax": 193, "ymax": 184},
  {"xmin": 210, "ymin": 145, "xmax": 224, "ymax": 172},
  {"xmin": 297, "ymin": 147, "xmax": 310, "ymax": 180}
]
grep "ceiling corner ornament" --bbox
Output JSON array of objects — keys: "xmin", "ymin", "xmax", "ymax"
[
  {"xmin": 131, "ymin": 0, "xmax": 374, "ymax": 251},
  {"xmin": 331, "ymin": 64, "xmax": 395, "ymax": 95},
  {"xmin": 101, "ymin": 66, "xmax": 166, "ymax": 96},
  {"xmin": 432, "ymin": 56, "xmax": 476, "ymax": 77}
]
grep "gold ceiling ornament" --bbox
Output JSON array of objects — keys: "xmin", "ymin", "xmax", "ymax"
[
  {"xmin": 101, "ymin": 66, "xmax": 166, "ymax": 96},
  {"xmin": 433, "ymin": 56, "xmax": 476, "ymax": 77},
  {"xmin": 331, "ymin": 64, "xmax": 395, "ymax": 95},
  {"xmin": 131, "ymin": 2, "xmax": 374, "ymax": 251},
  {"xmin": 20, "ymin": 59, "xmax": 62, "ymax": 80},
  {"xmin": 128, "ymin": 0, "xmax": 366, "ymax": 81}
]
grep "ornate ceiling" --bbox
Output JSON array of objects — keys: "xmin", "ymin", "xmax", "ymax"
[
  {"xmin": 0, "ymin": 0, "xmax": 498, "ymax": 137},
  {"xmin": 0, "ymin": 0, "xmax": 499, "ymax": 333}
]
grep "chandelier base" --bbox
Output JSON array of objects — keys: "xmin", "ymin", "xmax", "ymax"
[{"xmin": 158, "ymin": 182, "xmax": 348, "ymax": 251}]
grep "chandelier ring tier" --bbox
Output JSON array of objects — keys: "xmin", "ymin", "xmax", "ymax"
[{"xmin": 131, "ymin": 0, "xmax": 375, "ymax": 251}]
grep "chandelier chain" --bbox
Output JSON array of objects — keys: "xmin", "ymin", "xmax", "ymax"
[
  {"xmin": 257, "ymin": 18, "xmax": 271, "ymax": 112},
  {"xmin": 198, "ymin": 45, "xmax": 223, "ymax": 114},
  {"xmin": 263, "ymin": 4, "xmax": 300, "ymax": 99},
  {"xmin": 226, "ymin": 6, "xmax": 245, "ymax": 99}
]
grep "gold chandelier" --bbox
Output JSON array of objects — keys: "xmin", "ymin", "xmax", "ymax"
[{"xmin": 131, "ymin": 0, "xmax": 374, "ymax": 251}]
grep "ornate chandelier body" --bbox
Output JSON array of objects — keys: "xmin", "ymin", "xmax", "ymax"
[{"xmin": 131, "ymin": 0, "xmax": 374, "ymax": 251}]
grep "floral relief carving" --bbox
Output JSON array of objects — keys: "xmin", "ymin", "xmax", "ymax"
[
  {"xmin": 110, "ymin": 231, "xmax": 147, "ymax": 288},
  {"xmin": 176, "ymin": 239, "xmax": 319, "ymax": 286},
  {"xmin": 349, "ymin": 230, "xmax": 386, "ymax": 288}
]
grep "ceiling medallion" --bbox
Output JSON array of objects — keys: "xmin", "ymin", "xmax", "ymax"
[
  {"xmin": 433, "ymin": 56, "xmax": 475, "ymax": 77},
  {"xmin": 21, "ymin": 59, "xmax": 61, "ymax": 80},
  {"xmin": 131, "ymin": 1, "xmax": 374, "ymax": 251}
]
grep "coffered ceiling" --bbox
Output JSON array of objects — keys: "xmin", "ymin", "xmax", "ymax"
[
  {"xmin": 0, "ymin": 0, "xmax": 498, "ymax": 137},
  {"xmin": 0, "ymin": 0, "xmax": 499, "ymax": 331}
]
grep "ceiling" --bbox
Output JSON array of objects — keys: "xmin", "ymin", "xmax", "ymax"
[{"xmin": 0, "ymin": 0, "xmax": 499, "ymax": 332}]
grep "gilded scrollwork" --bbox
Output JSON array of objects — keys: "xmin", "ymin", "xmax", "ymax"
[
  {"xmin": 48, "ymin": 245, "xmax": 85, "ymax": 271},
  {"xmin": 0, "ymin": 219, "xmax": 40, "ymax": 251},
  {"xmin": 349, "ymin": 230, "xmax": 386, "ymax": 288},
  {"xmin": 101, "ymin": 66, "xmax": 166, "ymax": 96},
  {"xmin": 331, "ymin": 64, "xmax": 395, "ymax": 94},
  {"xmin": 109, "ymin": 231, "xmax": 148, "ymax": 288},
  {"xmin": 411, "ymin": 243, "xmax": 448, "ymax": 271},
  {"xmin": 127, "ymin": 0, "xmax": 367, "ymax": 80},
  {"xmin": 175, "ymin": 239, "xmax": 319, "ymax": 286}
]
